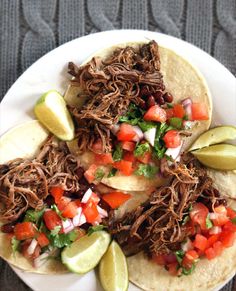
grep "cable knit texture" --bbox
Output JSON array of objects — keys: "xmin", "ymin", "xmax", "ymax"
[{"xmin": 0, "ymin": 1, "xmax": 235, "ymax": 290}]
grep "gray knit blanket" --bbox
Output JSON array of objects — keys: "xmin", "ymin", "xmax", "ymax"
[{"xmin": 0, "ymin": 1, "xmax": 235, "ymax": 290}]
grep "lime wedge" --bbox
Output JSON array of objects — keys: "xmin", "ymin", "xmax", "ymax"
[
  {"xmin": 189, "ymin": 126, "xmax": 236, "ymax": 151},
  {"xmin": 34, "ymin": 90, "xmax": 75, "ymax": 140},
  {"xmin": 192, "ymin": 144, "xmax": 236, "ymax": 170},
  {"xmin": 99, "ymin": 240, "xmax": 128, "ymax": 291},
  {"xmin": 61, "ymin": 231, "xmax": 111, "ymax": 274}
]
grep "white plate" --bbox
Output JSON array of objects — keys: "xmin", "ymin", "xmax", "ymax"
[{"xmin": 0, "ymin": 30, "xmax": 235, "ymax": 291}]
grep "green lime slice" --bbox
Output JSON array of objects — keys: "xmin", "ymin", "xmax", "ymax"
[
  {"xmin": 34, "ymin": 90, "xmax": 75, "ymax": 141},
  {"xmin": 189, "ymin": 126, "xmax": 236, "ymax": 151},
  {"xmin": 99, "ymin": 240, "xmax": 128, "ymax": 291},
  {"xmin": 61, "ymin": 231, "xmax": 111, "ymax": 274},
  {"xmin": 192, "ymin": 144, "xmax": 236, "ymax": 170}
]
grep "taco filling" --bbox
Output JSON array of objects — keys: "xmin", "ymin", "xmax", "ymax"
[{"xmin": 0, "ymin": 40, "xmax": 235, "ymax": 287}]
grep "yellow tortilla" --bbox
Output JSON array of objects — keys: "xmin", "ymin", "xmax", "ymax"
[{"xmin": 64, "ymin": 42, "xmax": 212, "ymax": 192}]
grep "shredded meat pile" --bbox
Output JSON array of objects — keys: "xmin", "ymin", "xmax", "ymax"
[
  {"xmin": 68, "ymin": 41, "xmax": 165, "ymax": 152},
  {"xmin": 106, "ymin": 154, "xmax": 226, "ymax": 257},
  {"xmin": 0, "ymin": 136, "xmax": 80, "ymax": 223}
]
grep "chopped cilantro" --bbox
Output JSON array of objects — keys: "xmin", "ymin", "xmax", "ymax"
[
  {"xmin": 231, "ymin": 217, "xmax": 236, "ymax": 225},
  {"xmin": 67, "ymin": 229, "xmax": 80, "ymax": 241},
  {"xmin": 119, "ymin": 103, "xmax": 144, "ymax": 125},
  {"xmin": 87, "ymin": 225, "xmax": 107, "ymax": 236},
  {"xmin": 169, "ymin": 117, "xmax": 183, "ymax": 129},
  {"xmin": 11, "ymin": 237, "xmax": 20, "ymax": 255},
  {"xmin": 50, "ymin": 229, "xmax": 78, "ymax": 248},
  {"xmin": 112, "ymin": 144, "xmax": 123, "ymax": 162},
  {"xmin": 135, "ymin": 164, "xmax": 158, "ymax": 179},
  {"xmin": 153, "ymin": 123, "xmax": 173, "ymax": 159},
  {"xmin": 108, "ymin": 168, "xmax": 117, "ymax": 178},
  {"xmin": 182, "ymin": 263, "xmax": 196, "ymax": 275},
  {"xmin": 175, "ymin": 250, "xmax": 185, "ymax": 264},
  {"xmin": 134, "ymin": 142, "xmax": 150, "ymax": 157},
  {"xmin": 24, "ymin": 208, "xmax": 45, "ymax": 226},
  {"xmin": 206, "ymin": 215, "xmax": 213, "ymax": 229},
  {"xmin": 50, "ymin": 225, "xmax": 61, "ymax": 236},
  {"xmin": 183, "ymin": 114, "xmax": 189, "ymax": 121},
  {"xmin": 138, "ymin": 121, "xmax": 156, "ymax": 132},
  {"xmin": 95, "ymin": 168, "xmax": 105, "ymax": 180},
  {"xmin": 51, "ymin": 204, "xmax": 66, "ymax": 221}
]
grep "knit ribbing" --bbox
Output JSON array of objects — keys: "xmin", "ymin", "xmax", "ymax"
[
  {"xmin": 185, "ymin": 0, "xmax": 213, "ymax": 53},
  {"xmin": 0, "ymin": 0, "xmax": 20, "ymax": 99},
  {"xmin": 122, "ymin": 0, "xmax": 148, "ymax": 30}
]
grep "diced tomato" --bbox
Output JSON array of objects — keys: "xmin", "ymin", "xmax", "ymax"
[
  {"xmin": 191, "ymin": 103, "xmax": 209, "ymax": 120},
  {"xmin": 144, "ymin": 105, "xmax": 167, "ymax": 123},
  {"xmin": 50, "ymin": 186, "xmax": 64, "ymax": 203},
  {"xmin": 84, "ymin": 164, "xmax": 98, "ymax": 183},
  {"xmin": 207, "ymin": 234, "xmax": 220, "ymax": 248},
  {"xmin": 163, "ymin": 130, "xmax": 181, "ymax": 148},
  {"xmin": 167, "ymin": 262, "xmax": 179, "ymax": 276},
  {"xmin": 227, "ymin": 207, "xmax": 236, "ymax": 219},
  {"xmin": 185, "ymin": 250, "xmax": 199, "ymax": 261},
  {"xmin": 82, "ymin": 201, "xmax": 99, "ymax": 223},
  {"xmin": 89, "ymin": 192, "xmax": 100, "ymax": 205},
  {"xmin": 182, "ymin": 256, "xmax": 193, "ymax": 269},
  {"xmin": 190, "ymin": 202, "xmax": 209, "ymax": 230},
  {"xmin": 166, "ymin": 108, "xmax": 174, "ymax": 119},
  {"xmin": 117, "ymin": 123, "xmax": 137, "ymax": 142},
  {"xmin": 123, "ymin": 151, "xmax": 136, "ymax": 163},
  {"xmin": 95, "ymin": 153, "xmax": 114, "ymax": 165},
  {"xmin": 213, "ymin": 241, "xmax": 224, "ymax": 256},
  {"xmin": 43, "ymin": 210, "xmax": 62, "ymax": 232},
  {"xmin": 212, "ymin": 213, "xmax": 229, "ymax": 227},
  {"xmin": 173, "ymin": 104, "xmax": 185, "ymax": 118},
  {"xmin": 37, "ymin": 233, "xmax": 50, "ymax": 247},
  {"xmin": 220, "ymin": 231, "xmax": 235, "ymax": 248},
  {"xmin": 205, "ymin": 247, "xmax": 216, "ymax": 260},
  {"xmin": 136, "ymin": 151, "xmax": 151, "ymax": 164},
  {"xmin": 14, "ymin": 222, "xmax": 36, "ymax": 241},
  {"xmin": 152, "ymin": 254, "xmax": 166, "ymax": 265},
  {"xmin": 102, "ymin": 192, "xmax": 131, "ymax": 209},
  {"xmin": 91, "ymin": 139, "xmax": 103, "ymax": 153},
  {"xmin": 74, "ymin": 199, "xmax": 81, "ymax": 207},
  {"xmin": 57, "ymin": 196, "xmax": 71, "ymax": 212},
  {"xmin": 193, "ymin": 234, "xmax": 208, "ymax": 251},
  {"xmin": 214, "ymin": 205, "xmax": 227, "ymax": 216},
  {"xmin": 121, "ymin": 141, "xmax": 136, "ymax": 152},
  {"xmin": 113, "ymin": 160, "xmax": 133, "ymax": 176},
  {"xmin": 62, "ymin": 201, "xmax": 78, "ymax": 218},
  {"xmin": 223, "ymin": 221, "xmax": 236, "ymax": 232}
]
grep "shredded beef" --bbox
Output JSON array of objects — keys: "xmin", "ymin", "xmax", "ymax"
[
  {"xmin": 0, "ymin": 136, "xmax": 81, "ymax": 223},
  {"xmin": 68, "ymin": 41, "xmax": 165, "ymax": 152},
  {"xmin": 105, "ymin": 154, "xmax": 226, "ymax": 257}
]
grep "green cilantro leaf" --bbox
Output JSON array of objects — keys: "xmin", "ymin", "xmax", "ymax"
[
  {"xmin": 181, "ymin": 215, "xmax": 190, "ymax": 226},
  {"xmin": 169, "ymin": 117, "xmax": 183, "ymax": 129},
  {"xmin": 95, "ymin": 168, "xmax": 105, "ymax": 180},
  {"xmin": 231, "ymin": 217, "xmax": 236, "ymax": 225},
  {"xmin": 206, "ymin": 215, "xmax": 213, "ymax": 229},
  {"xmin": 134, "ymin": 142, "xmax": 150, "ymax": 157},
  {"xmin": 108, "ymin": 168, "xmax": 117, "ymax": 178},
  {"xmin": 119, "ymin": 103, "xmax": 144, "ymax": 125},
  {"xmin": 11, "ymin": 236, "xmax": 20, "ymax": 255},
  {"xmin": 67, "ymin": 229, "xmax": 80, "ymax": 242},
  {"xmin": 50, "ymin": 229, "xmax": 79, "ymax": 248},
  {"xmin": 135, "ymin": 164, "xmax": 158, "ymax": 179},
  {"xmin": 50, "ymin": 225, "xmax": 61, "ymax": 236},
  {"xmin": 175, "ymin": 250, "xmax": 185, "ymax": 264},
  {"xmin": 24, "ymin": 208, "xmax": 45, "ymax": 225},
  {"xmin": 182, "ymin": 263, "xmax": 196, "ymax": 275},
  {"xmin": 138, "ymin": 121, "xmax": 156, "ymax": 132},
  {"xmin": 153, "ymin": 123, "xmax": 173, "ymax": 159},
  {"xmin": 87, "ymin": 225, "xmax": 107, "ymax": 236},
  {"xmin": 112, "ymin": 144, "xmax": 123, "ymax": 162}
]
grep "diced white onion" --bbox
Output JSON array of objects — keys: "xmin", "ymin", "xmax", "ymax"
[
  {"xmin": 181, "ymin": 238, "xmax": 194, "ymax": 252},
  {"xmin": 209, "ymin": 226, "xmax": 222, "ymax": 235},
  {"xmin": 34, "ymin": 252, "xmax": 50, "ymax": 268},
  {"xmin": 72, "ymin": 207, "xmax": 82, "ymax": 226},
  {"xmin": 111, "ymin": 124, "xmax": 120, "ymax": 135},
  {"xmin": 62, "ymin": 219, "xmax": 74, "ymax": 234},
  {"xmin": 79, "ymin": 214, "xmax": 86, "ymax": 226},
  {"xmin": 132, "ymin": 126, "xmax": 144, "ymax": 141},
  {"xmin": 209, "ymin": 213, "xmax": 218, "ymax": 220},
  {"xmin": 81, "ymin": 188, "xmax": 92, "ymax": 203},
  {"xmin": 27, "ymin": 239, "xmax": 38, "ymax": 256},
  {"xmin": 97, "ymin": 205, "xmax": 108, "ymax": 218},
  {"xmin": 181, "ymin": 98, "xmax": 192, "ymax": 120},
  {"xmin": 144, "ymin": 127, "xmax": 156, "ymax": 147},
  {"xmin": 165, "ymin": 141, "xmax": 183, "ymax": 161}
]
